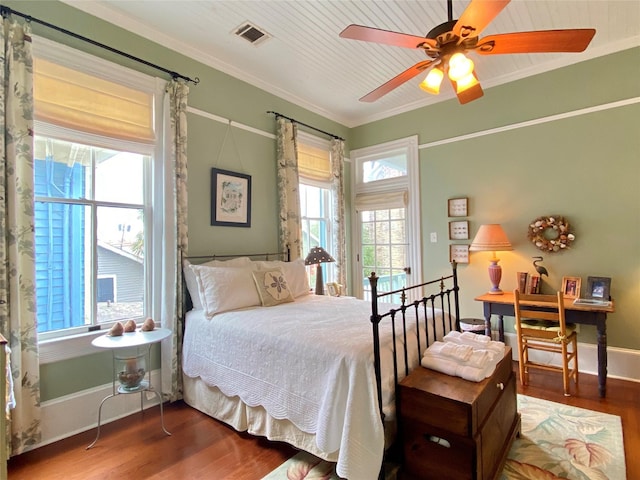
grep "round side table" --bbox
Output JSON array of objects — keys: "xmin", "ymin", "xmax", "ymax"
[{"xmin": 87, "ymin": 327, "xmax": 172, "ymax": 449}]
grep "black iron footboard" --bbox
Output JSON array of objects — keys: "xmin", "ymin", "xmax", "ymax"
[{"xmin": 369, "ymin": 261, "xmax": 460, "ymax": 423}]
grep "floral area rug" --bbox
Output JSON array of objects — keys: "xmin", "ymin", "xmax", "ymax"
[
  {"xmin": 261, "ymin": 395, "xmax": 625, "ymax": 480},
  {"xmin": 500, "ymin": 395, "xmax": 625, "ymax": 480}
]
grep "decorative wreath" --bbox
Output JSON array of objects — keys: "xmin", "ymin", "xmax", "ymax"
[{"xmin": 527, "ymin": 215, "xmax": 575, "ymax": 253}]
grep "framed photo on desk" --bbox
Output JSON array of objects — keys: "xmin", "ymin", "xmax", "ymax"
[
  {"xmin": 586, "ymin": 276, "xmax": 611, "ymax": 301},
  {"xmin": 561, "ymin": 276, "xmax": 581, "ymax": 299}
]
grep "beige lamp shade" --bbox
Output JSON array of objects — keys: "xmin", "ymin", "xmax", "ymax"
[
  {"xmin": 470, "ymin": 224, "xmax": 513, "ymax": 295},
  {"xmin": 469, "ymin": 224, "xmax": 513, "ymax": 252}
]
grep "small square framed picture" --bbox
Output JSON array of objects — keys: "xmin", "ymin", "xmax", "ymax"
[
  {"xmin": 449, "ymin": 220, "xmax": 469, "ymax": 240},
  {"xmin": 449, "ymin": 244, "xmax": 469, "ymax": 264},
  {"xmin": 561, "ymin": 276, "xmax": 581, "ymax": 299},
  {"xmin": 448, "ymin": 197, "xmax": 468, "ymax": 217},
  {"xmin": 586, "ymin": 276, "xmax": 611, "ymax": 300}
]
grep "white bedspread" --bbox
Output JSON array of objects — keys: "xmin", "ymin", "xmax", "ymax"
[{"xmin": 182, "ymin": 294, "xmax": 448, "ymax": 480}]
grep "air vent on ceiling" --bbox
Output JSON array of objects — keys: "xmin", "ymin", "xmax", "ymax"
[{"xmin": 234, "ymin": 22, "xmax": 271, "ymax": 46}]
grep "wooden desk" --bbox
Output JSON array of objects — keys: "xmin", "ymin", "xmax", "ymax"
[{"xmin": 475, "ymin": 292, "xmax": 615, "ymax": 398}]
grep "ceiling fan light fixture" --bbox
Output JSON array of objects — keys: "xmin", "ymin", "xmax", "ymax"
[
  {"xmin": 455, "ymin": 71, "xmax": 479, "ymax": 92},
  {"xmin": 448, "ymin": 52, "xmax": 474, "ymax": 81},
  {"xmin": 419, "ymin": 66, "xmax": 444, "ymax": 94},
  {"xmin": 453, "ymin": 72, "xmax": 484, "ymax": 104}
]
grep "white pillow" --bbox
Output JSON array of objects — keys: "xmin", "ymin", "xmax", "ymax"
[
  {"xmin": 251, "ymin": 268, "xmax": 294, "ymax": 307},
  {"xmin": 189, "ymin": 264, "xmax": 261, "ymax": 318},
  {"xmin": 183, "ymin": 257, "xmax": 252, "ymax": 311},
  {"xmin": 253, "ymin": 258, "xmax": 310, "ymax": 298}
]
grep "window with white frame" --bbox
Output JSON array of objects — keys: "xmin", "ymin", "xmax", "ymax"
[
  {"xmin": 297, "ymin": 133, "xmax": 335, "ymax": 289},
  {"xmin": 351, "ymin": 136, "xmax": 421, "ymax": 300},
  {"xmin": 32, "ymin": 37, "xmax": 165, "ymax": 346}
]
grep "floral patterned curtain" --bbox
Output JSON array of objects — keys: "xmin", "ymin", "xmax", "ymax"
[
  {"xmin": 331, "ymin": 139, "xmax": 347, "ymax": 290},
  {"xmin": 161, "ymin": 79, "xmax": 189, "ymax": 402},
  {"xmin": 0, "ymin": 18, "xmax": 41, "ymax": 456},
  {"xmin": 276, "ymin": 117, "xmax": 302, "ymax": 260}
]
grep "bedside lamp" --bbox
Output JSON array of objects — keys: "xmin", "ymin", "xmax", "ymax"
[
  {"xmin": 470, "ymin": 224, "xmax": 513, "ymax": 295},
  {"xmin": 304, "ymin": 246, "xmax": 335, "ymax": 295}
]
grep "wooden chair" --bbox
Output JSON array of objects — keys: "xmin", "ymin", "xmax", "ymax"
[{"xmin": 514, "ymin": 289, "xmax": 578, "ymax": 396}]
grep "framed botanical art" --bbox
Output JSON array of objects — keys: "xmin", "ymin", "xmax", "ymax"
[
  {"xmin": 448, "ymin": 197, "xmax": 468, "ymax": 217},
  {"xmin": 211, "ymin": 168, "xmax": 252, "ymax": 227},
  {"xmin": 448, "ymin": 220, "xmax": 469, "ymax": 240},
  {"xmin": 449, "ymin": 244, "xmax": 470, "ymax": 264}
]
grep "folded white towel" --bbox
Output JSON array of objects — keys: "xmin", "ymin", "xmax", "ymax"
[
  {"xmin": 458, "ymin": 364, "xmax": 491, "ymax": 382},
  {"xmin": 421, "ymin": 353, "xmax": 487, "ymax": 382},
  {"xmin": 421, "ymin": 353, "xmax": 459, "ymax": 377},
  {"xmin": 440, "ymin": 342, "xmax": 473, "ymax": 362},
  {"xmin": 468, "ymin": 349, "xmax": 490, "ymax": 368},
  {"xmin": 444, "ymin": 330, "xmax": 506, "ymax": 356},
  {"xmin": 461, "ymin": 331, "xmax": 490, "ymax": 343}
]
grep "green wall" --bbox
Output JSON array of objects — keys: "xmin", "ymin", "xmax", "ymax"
[
  {"xmin": 351, "ymin": 47, "xmax": 640, "ymax": 349},
  {"xmin": 7, "ymin": 1, "xmax": 639, "ymax": 402}
]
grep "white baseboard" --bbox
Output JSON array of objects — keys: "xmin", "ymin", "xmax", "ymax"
[
  {"xmin": 27, "ymin": 342, "xmax": 640, "ymax": 454},
  {"xmin": 36, "ymin": 369, "xmax": 162, "ymax": 452},
  {"xmin": 502, "ymin": 332, "xmax": 640, "ymax": 382}
]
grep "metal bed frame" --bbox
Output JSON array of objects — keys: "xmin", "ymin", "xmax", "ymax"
[{"xmin": 368, "ymin": 261, "xmax": 460, "ymax": 478}]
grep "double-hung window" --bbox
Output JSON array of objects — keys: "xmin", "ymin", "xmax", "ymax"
[
  {"xmin": 33, "ymin": 37, "xmax": 166, "ymax": 360},
  {"xmin": 298, "ymin": 133, "xmax": 335, "ymax": 289}
]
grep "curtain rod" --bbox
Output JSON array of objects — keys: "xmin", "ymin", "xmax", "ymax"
[
  {"xmin": 0, "ymin": 5, "xmax": 199, "ymax": 85},
  {"xmin": 267, "ymin": 111, "xmax": 344, "ymax": 141}
]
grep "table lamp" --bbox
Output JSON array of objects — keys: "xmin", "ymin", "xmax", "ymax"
[
  {"xmin": 469, "ymin": 224, "xmax": 513, "ymax": 295},
  {"xmin": 304, "ymin": 246, "xmax": 335, "ymax": 295}
]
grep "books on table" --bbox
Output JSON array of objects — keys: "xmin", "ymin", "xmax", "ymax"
[{"xmin": 516, "ymin": 272, "xmax": 541, "ymax": 294}]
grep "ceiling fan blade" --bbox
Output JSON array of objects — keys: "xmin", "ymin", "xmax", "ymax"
[
  {"xmin": 453, "ymin": 0, "xmax": 510, "ymax": 40},
  {"xmin": 340, "ymin": 24, "xmax": 438, "ymax": 51},
  {"xmin": 475, "ymin": 29, "xmax": 596, "ymax": 54},
  {"xmin": 360, "ymin": 60, "xmax": 434, "ymax": 102}
]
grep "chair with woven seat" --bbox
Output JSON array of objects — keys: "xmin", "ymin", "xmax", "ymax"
[{"xmin": 514, "ymin": 289, "xmax": 578, "ymax": 396}]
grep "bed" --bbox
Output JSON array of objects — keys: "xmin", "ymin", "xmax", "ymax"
[{"xmin": 181, "ymin": 253, "xmax": 460, "ymax": 480}]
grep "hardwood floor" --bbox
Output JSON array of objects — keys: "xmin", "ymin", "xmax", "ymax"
[{"xmin": 9, "ymin": 365, "xmax": 639, "ymax": 479}]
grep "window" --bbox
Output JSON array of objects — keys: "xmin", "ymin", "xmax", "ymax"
[
  {"xmin": 298, "ymin": 133, "xmax": 335, "ymax": 288},
  {"xmin": 34, "ymin": 138, "xmax": 147, "ymax": 337},
  {"xmin": 351, "ymin": 136, "xmax": 421, "ymax": 300},
  {"xmin": 33, "ymin": 37, "xmax": 165, "ymax": 353}
]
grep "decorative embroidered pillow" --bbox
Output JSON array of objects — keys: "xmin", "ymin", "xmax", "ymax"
[
  {"xmin": 252, "ymin": 268, "xmax": 294, "ymax": 307},
  {"xmin": 190, "ymin": 264, "xmax": 260, "ymax": 318},
  {"xmin": 253, "ymin": 258, "xmax": 310, "ymax": 298},
  {"xmin": 183, "ymin": 257, "xmax": 252, "ymax": 310}
]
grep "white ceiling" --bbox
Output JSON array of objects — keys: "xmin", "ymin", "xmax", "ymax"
[{"xmin": 63, "ymin": 1, "xmax": 640, "ymax": 127}]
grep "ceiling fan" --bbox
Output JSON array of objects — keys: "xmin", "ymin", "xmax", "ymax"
[{"xmin": 339, "ymin": 0, "xmax": 595, "ymax": 104}]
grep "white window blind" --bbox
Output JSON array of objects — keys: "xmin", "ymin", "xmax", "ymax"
[
  {"xmin": 298, "ymin": 142, "xmax": 331, "ymax": 182},
  {"xmin": 354, "ymin": 190, "xmax": 408, "ymax": 211},
  {"xmin": 34, "ymin": 58, "xmax": 155, "ymax": 143}
]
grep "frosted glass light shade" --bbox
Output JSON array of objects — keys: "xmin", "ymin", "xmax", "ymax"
[{"xmin": 419, "ymin": 67, "xmax": 444, "ymax": 94}]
